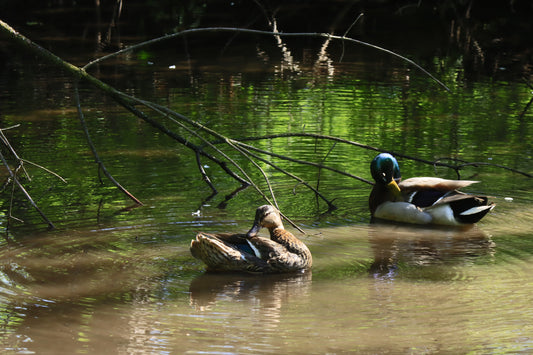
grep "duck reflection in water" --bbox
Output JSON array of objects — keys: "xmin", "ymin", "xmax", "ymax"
[
  {"xmin": 189, "ymin": 271, "xmax": 312, "ymax": 313},
  {"xmin": 368, "ymin": 222, "xmax": 495, "ymax": 279}
]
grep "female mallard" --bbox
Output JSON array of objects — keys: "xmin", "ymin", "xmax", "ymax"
[
  {"xmin": 369, "ymin": 153, "xmax": 495, "ymax": 225},
  {"xmin": 190, "ymin": 205, "xmax": 312, "ymax": 273}
]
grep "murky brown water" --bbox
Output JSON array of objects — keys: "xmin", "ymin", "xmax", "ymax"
[
  {"xmin": 2, "ymin": 207, "xmax": 533, "ymax": 354},
  {"xmin": 2, "ymin": 3, "xmax": 533, "ymax": 354}
]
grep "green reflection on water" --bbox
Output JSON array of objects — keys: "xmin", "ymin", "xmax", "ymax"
[{"xmin": 1, "ymin": 50, "xmax": 531, "ymax": 230}]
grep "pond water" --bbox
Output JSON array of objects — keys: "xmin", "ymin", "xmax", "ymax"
[{"xmin": 1, "ymin": 5, "xmax": 533, "ymax": 354}]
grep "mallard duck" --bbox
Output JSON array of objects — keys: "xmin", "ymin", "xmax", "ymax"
[
  {"xmin": 369, "ymin": 153, "xmax": 495, "ymax": 225},
  {"xmin": 190, "ymin": 205, "xmax": 312, "ymax": 273}
]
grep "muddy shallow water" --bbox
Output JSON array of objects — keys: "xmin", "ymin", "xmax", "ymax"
[{"xmin": 2, "ymin": 211, "xmax": 533, "ymax": 353}]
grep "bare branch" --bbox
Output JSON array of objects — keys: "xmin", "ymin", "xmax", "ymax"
[
  {"xmin": 231, "ymin": 139, "xmax": 374, "ymax": 185},
  {"xmin": 81, "ymin": 27, "xmax": 450, "ymax": 92},
  {"xmin": 195, "ymin": 150, "xmax": 217, "ymax": 195},
  {"xmin": 20, "ymin": 159, "xmax": 67, "ymax": 184},
  {"xmin": 0, "ymin": 150, "xmax": 55, "ymax": 229},
  {"xmin": 74, "ymin": 82, "xmax": 143, "ymax": 206}
]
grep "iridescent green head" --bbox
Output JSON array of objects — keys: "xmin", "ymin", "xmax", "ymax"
[{"xmin": 370, "ymin": 153, "xmax": 401, "ymax": 185}]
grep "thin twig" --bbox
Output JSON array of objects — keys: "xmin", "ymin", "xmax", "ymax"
[
  {"xmin": 315, "ymin": 142, "xmax": 337, "ymax": 206},
  {"xmin": 0, "ymin": 150, "xmax": 55, "ymax": 229},
  {"xmin": 20, "ymin": 159, "xmax": 67, "ymax": 183},
  {"xmin": 230, "ymin": 139, "xmax": 374, "ymax": 185},
  {"xmin": 340, "ymin": 12, "xmax": 364, "ymax": 62},
  {"xmin": 8, "ymin": 177, "xmax": 23, "ymax": 225},
  {"xmin": 74, "ymin": 82, "xmax": 143, "ymax": 206},
  {"xmin": 456, "ymin": 162, "xmax": 532, "ymax": 178},
  {"xmin": 518, "ymin": 94, "xmax": 533, "ymax": 121},
  {"xmin": 432, "ymin": 158, "xmax": 532, "ymax": 178},
  {"xmin": 195, "ymin": 150, "xmax": 217, "ymax": 194},
  {"xmin": 0, "ymin": 127, "xmax": 30, "ymax": 180},
  {"xmin": 225, "ymin": 139, "xmax": 279, "ymax": 209},
  {"xmin": 0, "ymin": 124, "xmax": 21, "ymax": 131},
  {"xmin": 231, "ymin": 143, "xmax": 336, "ymax": 210}
]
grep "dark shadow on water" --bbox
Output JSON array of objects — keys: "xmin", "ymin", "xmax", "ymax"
[{"xmin": 367, "ymin": 221, "xmax": 495, "ymax": 280}]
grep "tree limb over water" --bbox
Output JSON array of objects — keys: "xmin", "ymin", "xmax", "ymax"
[
  {"xmin": 82, "ymin": 26, "xmax": 451, "ymax": 93},
  {"xmin": 0, "ymin": 20, "xmax": 529, "ymax": 229}
]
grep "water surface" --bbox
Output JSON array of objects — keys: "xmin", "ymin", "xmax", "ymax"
[{"xmin": 1, "ymin": 6, "xmax": 533, "ymax": 354}]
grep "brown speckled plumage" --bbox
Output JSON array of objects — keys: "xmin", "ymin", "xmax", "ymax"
[{"xmin": 190, "ymin": 205, "xmax": 312, "ymax": 273}]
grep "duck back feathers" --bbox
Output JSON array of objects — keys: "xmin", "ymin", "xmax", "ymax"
[{"xmin": 190, "ymin": 205, "xmax": 312, "ymax": 273}]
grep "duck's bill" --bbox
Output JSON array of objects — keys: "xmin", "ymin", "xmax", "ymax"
[
  {"xmin": 246, "ymin": 223, "xmax": 261, "ymax": 237},
  {"xmin": 387, "ymin": 179, "xmax": 401, "ymax": 196}
]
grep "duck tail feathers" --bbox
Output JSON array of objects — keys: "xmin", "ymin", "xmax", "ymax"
[{"xmin": 455, "ymin": 203, "xmax": 495, "ymax": 224}]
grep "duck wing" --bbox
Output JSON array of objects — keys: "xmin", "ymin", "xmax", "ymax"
[
  {"xmin": 268, "ymin": 229, "xmax": 312, "ymax": 271},
  {"xmin": 401, "ymin": 177, "xmax": 483, "ymax": 210},
  {"xmin": 190, "ymin": 233, "xmax": 269, "ymax": 272},
  {"xmin": 191, "ymin": 229, "xmax": 312, "ymax": 273},
  {"xmin": 399, "ymin": 177, "xmax": 478, "ymax": 192},
  {"xmin": 246, "ymin": 234, "xmax": 309, "ymax": 272},
  {"xmin": 423, "ymin": 191, "xmax": 495, "ymax": 224},
  {"xmin": 207, "ymin": 232, "xmax": 257, "ymax": 255}
]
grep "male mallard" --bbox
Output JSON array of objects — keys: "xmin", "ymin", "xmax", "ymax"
[
  {"xmin": 369, "ymin": 153, "xmax": 495, "ymax": 225},
  {"xmin": 190, "ymin": 205, "xmax": 312, "ymax": 273}
]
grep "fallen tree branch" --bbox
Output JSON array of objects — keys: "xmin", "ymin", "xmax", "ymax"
[
  {"xmin": 74, "ymin": 82, "xmax": 143, "ymax": 206},
  {"xmin": 0, "ymin": 20, "xmax": 451, "ymax": 198}
]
